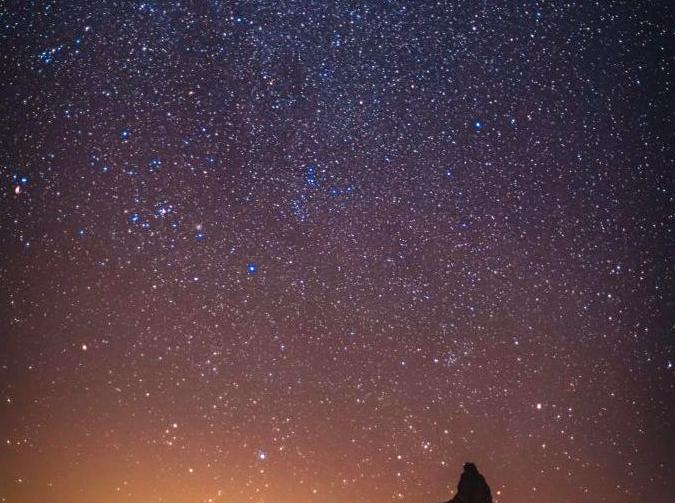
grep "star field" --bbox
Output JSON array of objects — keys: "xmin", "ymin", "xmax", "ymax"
[{"xmin": 0, "ymin": 1, "xmax": 673, "ymax": 502}]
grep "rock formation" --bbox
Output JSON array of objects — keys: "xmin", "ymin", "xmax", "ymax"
[{"xmin": 442, "ymin": 462, "xmax": 492, "ymax": 503}]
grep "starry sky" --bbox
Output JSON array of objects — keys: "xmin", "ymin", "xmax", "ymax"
[{"xmin": 0, "ymin": 1, "xmax": 673, "ymax": 502}]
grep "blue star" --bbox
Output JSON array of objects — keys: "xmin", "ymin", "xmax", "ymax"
[
  {"xmin": 474, "ymin": 120, "xmax": 483, "ymax": 131},
  {"xmin": 120, "ymin": 129, "xmax": 131, "ymax": 141},
  {"xmin": 195, "ymin": 232, "xmax": 205, "ymax": 241},
  {"xmin": 129, "ymin": 213, "xmax": 141, "ymax": 224},
  {"xmin": 154, "ymin": 203, "xmax": 173, "ymax": 218},
  {"xmin": 13, "ymin": 174, "xmax": 30, "ymax": 186},
  {"xmin": 247, "ymin": 263, "xmax": 257, "ymax": 275},
  {"xmin": 39, "ymin": 50, "xmax": 55, "ymax": 64},
  {"xmin": 305, "ymin": 164, "xmax": 318, "ymax": 187}
]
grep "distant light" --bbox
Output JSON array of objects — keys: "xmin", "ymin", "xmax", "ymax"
[
  {"xmin": 536, "ymin": 403, "xmax": 542, "ymax": 410},
  {"xmin": 82, "ymin": 344, "xmax": 88, "ymax": 351},
  {"xmin": 247, "ymin": 263, "xmax": 257, "ymax": 275}
]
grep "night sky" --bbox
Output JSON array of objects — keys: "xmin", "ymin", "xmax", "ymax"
[{"xmin": 1, "ymin": 1, "xmax": 673, "ymax": 502}]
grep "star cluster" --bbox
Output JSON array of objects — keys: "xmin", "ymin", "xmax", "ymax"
[{"xmin": 1, "ymin": 1, "xmax": 673, "ymax": 502}]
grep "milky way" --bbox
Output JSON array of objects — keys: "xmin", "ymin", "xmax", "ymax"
[{"xmin": 1, "ymin": 2, "xmax": 673, "ymax": 502}]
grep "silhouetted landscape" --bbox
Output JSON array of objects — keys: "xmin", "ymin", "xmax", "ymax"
[{"xmin": 440, "ymin": 463, "xmax": 492, "ymax": 503}]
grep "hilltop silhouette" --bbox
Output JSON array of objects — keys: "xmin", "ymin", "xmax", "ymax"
[{"xmin": 441, "ymin": 462, "xmax": 492, "ymax": 503}]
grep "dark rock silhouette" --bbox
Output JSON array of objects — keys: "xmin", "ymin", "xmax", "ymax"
[{"xmin": 441, "ymin": 462, "xmax": 492, "ymax": 503}]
